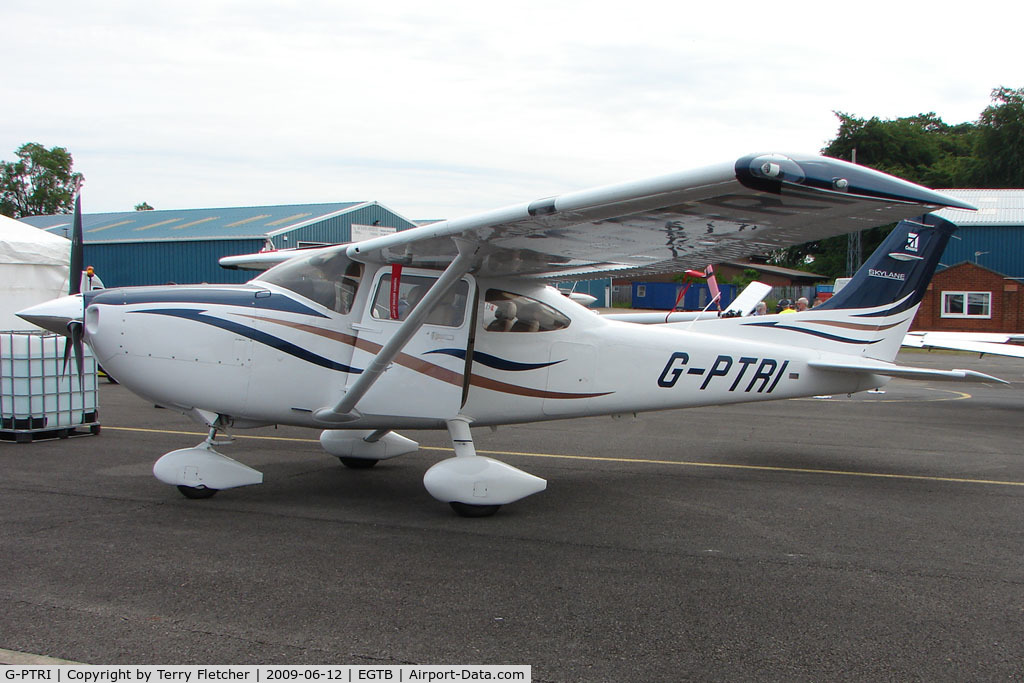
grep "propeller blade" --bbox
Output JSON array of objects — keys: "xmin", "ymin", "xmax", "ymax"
[
  {"xmin": 60, "ymin": 322, "xmax": 86, "ymax": 380},
  {"xmin": 71, "ymin": 322, "xmax": 85, "ymax": 380},
  {"xmin": 61, "ymin": 335, "xmax": 73, "ymax": 376},
  {"xmin": 69, "ymin": 192, "xmax": 84, "ymax": 296}
]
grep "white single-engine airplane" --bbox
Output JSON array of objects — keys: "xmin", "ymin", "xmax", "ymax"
[{"xmin": 19, "ymin": 153, "xmax": 1005, "ymax": 516}]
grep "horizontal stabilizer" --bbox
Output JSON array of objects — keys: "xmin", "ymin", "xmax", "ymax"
[
  {"xmin": 219, "ymin": 247, "xmax": 332, "ymax": 271},
  {"xmin": 808, "ymin": 359, "xmax": 1007, "ymax": 384}
]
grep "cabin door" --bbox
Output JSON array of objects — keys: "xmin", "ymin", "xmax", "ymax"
[{"xmin": 347, "ymin": 266, "xmax": 475, "ymax": 419}]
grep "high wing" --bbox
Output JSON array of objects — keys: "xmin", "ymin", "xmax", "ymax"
[
  {"xmin": 338, "ymin": 153, "xmax": 975, "ymax": 279},
  {"xmin": 220, "ymin": 153, "xmax": 974, "ymax": 278}
]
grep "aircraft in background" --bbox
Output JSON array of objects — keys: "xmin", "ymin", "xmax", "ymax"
[
  {"xmin": 19, "ymin": 153, "xmax": 1004, "ymax": 516},
  {"xmin": 601, "ymin": 280, "xmax": 773, "ymax": 324},
  {"xmin": 903, "ymin": 331, "xmax": 1024, "ymax": 359}
]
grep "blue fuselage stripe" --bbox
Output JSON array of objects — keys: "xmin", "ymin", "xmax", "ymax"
[
  {"xmin": 90, "ymin": 286, "xmax": 328, "ymax": 318},
  {"xmin": 426, "ymin": 348, "xmax": 563, "ymax": 371},
  {"xmin": 134, "ymin": 308, "xmax": 361, "ymax": 373},
  {"xmin": 741, "ymin": 321, "xmax": 881, "ymax": 345}
]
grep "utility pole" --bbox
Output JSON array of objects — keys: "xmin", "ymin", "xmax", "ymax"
[{"xmin": 846, "ymin": 148, "xmax": 862, "ymax": 277}]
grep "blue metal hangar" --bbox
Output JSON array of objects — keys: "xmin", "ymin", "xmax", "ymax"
[{"xmin": 19, "ymin": 202, "xmax": 418, "ymax": 287}]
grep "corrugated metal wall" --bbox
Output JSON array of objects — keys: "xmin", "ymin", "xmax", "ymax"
[
  {"xmin": 268, "ymin": 204, "xmax": 417, "ymax": 249},
  {"xmin": 84, "ymin": 239, "xmax": 265, "ymax": 287},
  {"xmin": 84, "ymin": 204, "xmax": 418, "ymax": 287},
  {"xmin": 940, "ymin": 226, "xmax": 1024, "ymax": 279}
]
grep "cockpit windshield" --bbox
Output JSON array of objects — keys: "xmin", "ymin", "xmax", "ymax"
[{"xmin": 257, "ymin": 248, "xmax": 363, "ymax": 314}]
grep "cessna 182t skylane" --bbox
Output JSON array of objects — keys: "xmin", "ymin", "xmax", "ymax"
[{"xmin": 19, "ymin": 153, "xmax": 1005, "ymax": 516}]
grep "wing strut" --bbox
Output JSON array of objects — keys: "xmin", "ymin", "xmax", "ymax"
[{"xmin": 313, "ymin": 241, "xmax": 480, "ymax": 424}]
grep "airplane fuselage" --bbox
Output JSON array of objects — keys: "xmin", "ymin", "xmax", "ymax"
[{"xmin": 84, "ymin": 266, "xmax": 882, "ymax": 432}]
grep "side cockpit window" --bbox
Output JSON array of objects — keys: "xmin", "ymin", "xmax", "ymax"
[
  {"xmin": 258, "ymin": 249, "xmax": 363, "ymax": 314},
  {"xmin": 370, "ymin": 273, "xmax": 469, "ymax": 327},
  {"xmin": 483, "ymin": 289, "xmax": 570, "ymax": 332}
]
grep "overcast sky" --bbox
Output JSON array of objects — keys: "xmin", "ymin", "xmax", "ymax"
[{"xmin": 2, "ymin": 0, "xmax": 1017, "ymax": 221}]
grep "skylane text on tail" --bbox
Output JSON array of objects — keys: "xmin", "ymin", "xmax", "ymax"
[{"xmin": 18, "ymin": 152, "xmax": 1002, "ymax": 516}]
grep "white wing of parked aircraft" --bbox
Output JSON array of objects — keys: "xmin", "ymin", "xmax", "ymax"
[
  {"xmin": 19, "ymin": 152, "xmax": 1004, "ymax": 517},
  {"xmin": 601, "ymin": 280, "xmax": 773, "ymax": 324},
  {"xmin": 903, "ymin": 331, "xmax": 1024, "ymax": 359}
]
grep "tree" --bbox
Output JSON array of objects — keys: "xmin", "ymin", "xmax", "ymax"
[
  {"xmin": 821, "ymin": 111, "xmax": 976, "ymax": 187},
  {"xmin": 135, "ymin": 201, "xmax": 154, "ymax": 211},
  {"xmin": 772, "ymin": 109, "xmax": 980, "ymax": 279},
  {"xmin": 0, "ymin": 143, "xmax": 83, "ymax": 218},
  {"xmin": 965, "ymin": 86, "xmax": 1024, "ymax": 188}
]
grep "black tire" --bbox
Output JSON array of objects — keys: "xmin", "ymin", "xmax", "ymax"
[
  {"xmin": 177, "ymin": 485, "xmax": 218, "ymax": 499},
  {"xmin": 449, "ymin": 501, "xmax": 501, "ymax": 518},
  {"xmin": 339, "ymin": 457, "xmax": 378, "ymax": 469}
]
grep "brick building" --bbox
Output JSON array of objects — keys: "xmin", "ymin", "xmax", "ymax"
[
  {"xmin": 914, "ymin": 262, "xmax": 1023, "ymax": 333},
  {"xmin": 912, "ymin": 190, "xmax": 1024, "ymax": 333}
]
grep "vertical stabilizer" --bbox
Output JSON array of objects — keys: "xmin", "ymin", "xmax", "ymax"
[
  {"xmin": 816, "ymin": 214, "xmax": 957, "ymax": 314},
  {"xmin": 705, "ymin": 214, "xmax": 958, "ymax": 362}
]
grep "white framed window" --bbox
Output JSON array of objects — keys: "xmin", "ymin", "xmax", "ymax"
[{"xmin": 941, "ymin": 291, "xmax": 991, "ymax": 319}]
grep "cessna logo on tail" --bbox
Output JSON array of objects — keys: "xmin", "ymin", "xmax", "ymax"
[{"xmin": 906, "ymin": 232, "xmax": 919, "ymax": 252}]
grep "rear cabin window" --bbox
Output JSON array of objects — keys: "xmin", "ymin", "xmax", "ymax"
[
  {"xmin": 371, "ymin": 273, "xmax": 470, "ymax": 327},
  {"xmin": 483, "ymin": 289, "xmax": 570, "ymax": 332},
  {"xmin": 258, "ymin": 250, "xmax": 363, "ymax": 314}
]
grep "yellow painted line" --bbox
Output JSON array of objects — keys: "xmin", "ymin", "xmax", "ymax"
[
  {"xmin": 0, "ymin": 647, "xmax": 82, "ymax": 664},
  {"xmin": 104, "ymin": 426, "xmax": 1024, "ymax": 488},
  {"xmin": 109, "ymin": 425, "xmax": 315, "ymax": 443},
  {"xmin": 793, "ymin": 387, "xmax": 973, "ymax": 403}
]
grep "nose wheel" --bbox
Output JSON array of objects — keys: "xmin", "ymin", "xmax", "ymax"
[{"xmin": 154, "ymin": 423, "xmax": 263, "ymax": 498}]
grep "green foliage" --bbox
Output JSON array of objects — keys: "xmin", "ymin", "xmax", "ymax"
[
  {"xmin": 0, "ymin": 142, "xmax": 83, "ymax": 218},
  {"xmin": 965, "ymin": 86, "xmax": 1024, "ymax": 187},
  {"xmin": 725, "ymin": 268, "xmax": 761, "ymax": 289},
  {"xmin": 822, "ymin": 111, "xmax": 976, "ymax": 187},
  {"xmin": 776, "ymin": 87, "xmax": 1023, "ymax": 280},
  {"xmin": 135, "ymin": 201, "xmax": 155, "ymax": 211}
]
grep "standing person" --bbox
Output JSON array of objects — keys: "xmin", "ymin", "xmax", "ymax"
[
  {"xmin": 796, "ymin": 297, "xmax": 809, "ymax": 312},
  {"xmin": 753, "ymin": 301, "xmax": 767, "ymax": 316}
]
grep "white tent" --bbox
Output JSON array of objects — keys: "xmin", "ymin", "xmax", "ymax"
[{"xmin": 0, "ymin": 214, "xmax": 71, "ymax": 330}]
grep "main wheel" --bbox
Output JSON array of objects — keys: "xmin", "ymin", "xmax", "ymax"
[
  {"xmin": 339, "ymin": 457, "xmax": 378, "ymax": 469},
  {"xmin": 449, "ymin": 502, "xmax": 501, "ymax": 518},
  {"xmin": 177, "ymin": 485, "xmax": 218, "ymax": 499}
]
